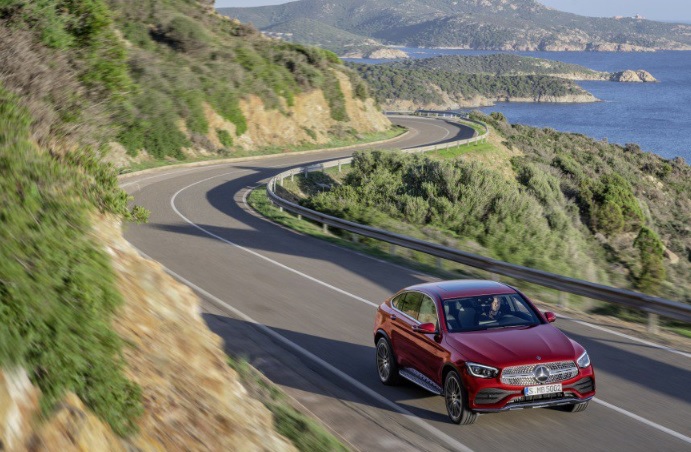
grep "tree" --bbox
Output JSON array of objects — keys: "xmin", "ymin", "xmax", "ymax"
[{"xmin": 633, "ymin": 227, "xmax": 666, "ymax": 293}]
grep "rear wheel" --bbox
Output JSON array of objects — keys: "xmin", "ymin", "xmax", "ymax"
[
  {"xmin": 567, "ymin": 401, "xmax": 589, "ymax": 413},
  {"xmin": 376, "ymin": 337, "xmax": 399, "ymax": 385},
  {"xmin": 444, "ymin": 370, "xmax": 477, "ymax": 425}
]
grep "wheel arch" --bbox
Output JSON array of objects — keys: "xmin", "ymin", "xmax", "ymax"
[
  {"xmin": 374, "ymin": 328, "xmax": 391, "ymax": 346},
  {"xmin": 443, "ymin": 362, "xmax": 462, "ymax": 380}
]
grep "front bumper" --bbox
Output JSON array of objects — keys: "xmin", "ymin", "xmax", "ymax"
[{"xmin": 466, "ymin": 371, "xmax": 596, "ymax": 412}]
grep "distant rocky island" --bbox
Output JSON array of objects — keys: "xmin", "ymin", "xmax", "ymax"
[
  {"xmin": 349, "ymin": 54, "xmax": 657, "ymax": 110},
  {"xmin": 219, "ymin": 0, "xmax": 691, "ymax": 55}
]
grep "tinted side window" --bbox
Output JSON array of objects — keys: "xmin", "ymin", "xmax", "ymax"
[
  {"xmin": 395, "ymin": 292, "xmax": 423, "ymax": 320},
  {"xmin": 418, "ymin": 296, "xmax": 438, "ymax": 324}
]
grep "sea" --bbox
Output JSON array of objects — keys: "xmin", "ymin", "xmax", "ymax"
[{"xmin": 346, "ymin": 48, "xmax": 691, "ymax": 162}]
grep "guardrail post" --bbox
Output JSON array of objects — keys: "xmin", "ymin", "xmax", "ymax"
[
  {"xmin": 558, "ymin": 292, "xmax": 569, "ymax": 309},
  {"xmin": 338, "ymin": 161, "xmax": 342, "ymax": 173},
  {"xmin": 297, "ymin": 214, "xmax": 302, "ymax": 221},
  {"xmin": 390, "ymin": 244, "xmax": 396, "ymax": 256},
  {"xmin": 647, "ymin": 313, "xmax": 659, "ymax": 335},
  {"xmin": 351, "ymin": 233, "xmax": 359, "ymax": 244},
  {"xmin": 279, "ymin": 177, "xmax": 284, "ymax": 187},
  {"xmin": 322, "ymin": 223, "xmax": 328, "ymax": 234},
  {"xmin": 436, "ymin": 257, "xmax": 443, "ymax": 270}
]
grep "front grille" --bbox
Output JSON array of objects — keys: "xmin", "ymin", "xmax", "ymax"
[{"xmin": 501, "ymin": 360, "xmax": 578, "ymax": 385}]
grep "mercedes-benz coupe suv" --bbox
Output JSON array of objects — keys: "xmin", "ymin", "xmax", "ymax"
[{"xmin": 373, "ymin": 280, "xmax": 595, "ymax": 424}]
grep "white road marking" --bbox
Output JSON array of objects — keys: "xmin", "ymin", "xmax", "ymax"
[
  {"xmin": 168, "ymin": 171, "xmax": 691, "ymax": 446},
  {"xmin": 593, "ymin": 398, "xmax": 691, "ymax": 445},
  {"xmin": 133, "ymin": 246, "xmax": 475, "ymax": 452},
  {"xmin": 171, "ymin": 172, "xmax": 378, "ymax": 308}
]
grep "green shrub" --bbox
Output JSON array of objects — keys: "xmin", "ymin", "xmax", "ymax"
[
  {"xmin": 159, "ymin": 15, "xmax": 210, "ymax": 53},
  {"xmin": 217, "ymin": 129, "xmax": 234, "ymax": 148},
  {"xmin": 634, "ymin": 227, "xmax": 666, "ymax": 293},
  {"xmin": 0, "ymin": 87, "xmax": 143, "ymax": 436}
]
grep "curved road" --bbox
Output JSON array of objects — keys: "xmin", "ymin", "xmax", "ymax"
[{"xmin": 123, "ymin": 117, "xmax": 691, "ymax": 451}]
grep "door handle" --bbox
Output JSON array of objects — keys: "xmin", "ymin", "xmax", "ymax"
[{"xmin": 391, "ymin": 314, "xmax": 397, "ymax": 320}]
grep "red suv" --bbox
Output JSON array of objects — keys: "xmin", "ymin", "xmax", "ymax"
[{"xmin": 373, "ymin": 280, "xmax": 595, "ymax": 424}]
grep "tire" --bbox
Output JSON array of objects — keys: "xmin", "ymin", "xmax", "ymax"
[
  {"xmin": 444, "ymin": 370, "xmax": 478, "ymax": 425},
  {"xmin": 567, "ymin": 401, "xmax": 589, "ymax": 413},
  {"xmin": 376, "ymin": 337, "xmax": 399, "ymax": 385}
]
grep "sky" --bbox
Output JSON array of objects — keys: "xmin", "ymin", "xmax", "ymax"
[{"xmin": 214, "ymin": 0, "xmax": 691, "ymax": 23}]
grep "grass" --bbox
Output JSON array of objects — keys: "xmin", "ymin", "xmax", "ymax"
[
  {"xmin": 119, "ymin": 126, "xmax": 405, "ymax": 174},
  {"xmin": 429, "ymin": 140, "xmax": 495, "ymax": 159},
  {"xmin": 227, "ymin": 356, "xmax": 349, "ymax": 451}
]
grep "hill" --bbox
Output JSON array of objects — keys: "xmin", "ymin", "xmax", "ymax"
[
  {"xmin": 384, "ymin": 54, "xmax": 610, "ymax": 80},
  {"xmin": 349, "ymin": 54, "xmax": 607, "ymax": 110},
  {"xmin": 0, "ymin": 0, "xmax": 382, "ymax": 448},
  {"xmin": 219, "ymin": 0, "xmax": 691, "ymax": 53}
]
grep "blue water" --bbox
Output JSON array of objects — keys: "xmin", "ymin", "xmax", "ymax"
[{"xmin": 347, "ymin": 49, "xmax": 691, "ymax": 161}]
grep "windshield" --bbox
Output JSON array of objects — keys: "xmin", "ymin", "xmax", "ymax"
[{"xmin": 443, "ymin": 293, "xmax": 541, "ymax": 332}]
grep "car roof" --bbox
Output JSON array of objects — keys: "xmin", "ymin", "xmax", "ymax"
[{"xmin": 405, "ymin": 279, "xmax": 517, "ymax": 300}]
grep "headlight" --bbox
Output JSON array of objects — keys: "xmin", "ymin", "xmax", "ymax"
[
  {"xmin": 577, "ymin": 351, "xmax": 591, "ymax": 368},
  {"xmin": 466, "ymin": 362, "xmax": 499, "ymax": 378}
]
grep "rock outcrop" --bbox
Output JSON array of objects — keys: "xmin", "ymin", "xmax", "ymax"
[
  {"xmin": 365, "ymin": 48, "xmax": 409, "ymax": 59},
  {"xmin": 611, "ymin": 70, "xmax": 658, "ymax": 82}
]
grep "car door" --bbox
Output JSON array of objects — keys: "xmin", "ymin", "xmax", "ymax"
[
  {"xmin": 389, "ymin": 291, "xmax": 422, "ymax": 368},
  {"xmin": 410, "ymin": 294, "xmax": 448, "ymax": 383}
]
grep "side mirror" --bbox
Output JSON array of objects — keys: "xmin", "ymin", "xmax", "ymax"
[
  {"xmin": 544, "ymin": 312, "xmax": 557, "ymax": 323},
  {"xmin": 412, "ymin": 322, "xmax": 437, "ymax": 334}
]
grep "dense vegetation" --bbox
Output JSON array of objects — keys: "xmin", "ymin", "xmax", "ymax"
[
  {"xmin": 0, "ymin": 0, "xmax": 369, "ymax": 163},
  {"xmin": 350, "ymin": 62, "xmax": 590, "ymax": 108},
  {"xmin": 220, "ymin": 0, "xmax": 691, "ymax": 52},
  {"xmin": 0, "ymin": 86, "xmax": 144, "ymax": 435},
  {"xmin": 381, "ymin": 54, "xmax": 607, "ymax": 79},
  {"xmin": 301, "ymin": 114, "xmax": 691, "ymax": 301}
]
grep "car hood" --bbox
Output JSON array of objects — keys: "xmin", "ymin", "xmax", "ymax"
[{"xmin": 445, "ymin": 324, "xmax": 579, "ymax": 367}]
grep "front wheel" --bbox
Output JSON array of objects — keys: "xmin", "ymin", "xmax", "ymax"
[
  {"xmin": 444, "ymin": 370, "xmax": 477, "ymax": 425},
  {"xmin": 376, "ymin": 337, "xmax": 399, "ymax": 385}
]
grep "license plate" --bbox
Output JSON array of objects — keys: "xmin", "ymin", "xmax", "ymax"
[{"xmin": 524, "ymin": 383, "xmax": 562, "ymax": 396}]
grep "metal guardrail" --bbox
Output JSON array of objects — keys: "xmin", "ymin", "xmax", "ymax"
[{"xmin": 266, "ymin": 115, "xmax": 691, "ymax": 331}]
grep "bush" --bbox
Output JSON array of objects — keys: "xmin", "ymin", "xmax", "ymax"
[
  {"xmin": 634, "ymin": 227, "xmax": 666, "ymax": 293},
  {"xmin": 0, "ymin": 87, "xmax": 143, "ymax": 436},
  {"xmin": 217, "ymin": 128, "xmax": 234, "ymax": 148},
  {"xmin": 157, "ymin": 15, "xmax": 210, "ymax": 53}
]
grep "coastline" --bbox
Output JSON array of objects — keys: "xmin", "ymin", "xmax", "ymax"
[{"xmin": 383, "ymin": 93, "xmax": 600, "ymax": 111}]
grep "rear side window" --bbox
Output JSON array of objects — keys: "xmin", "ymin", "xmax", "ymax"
[
  {"xmin": 418, "ymin": 296, "xmax": 438, "ymax": 324},
  {"xmin": 392, "ymin": 291, "xmax": 423, "ymax": 320}
]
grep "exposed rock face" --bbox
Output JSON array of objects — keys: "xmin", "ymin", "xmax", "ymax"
[
  {"xmin": 29, "ymin": 394, "xmax": 125, "ymax": 452},
  {"xmin": 99, "ymin": 215, "xmax": 296, "ymax": 452},
  {"xmin": 365, "ymin": 48, "xmax": 409, "ymax": 59},
  {"xmin": 611, "ymin": 70, "xmax": 658, "ymax": 82},
  {"xmin": 382, "ymin": 90, "xmax": 599, "ymax": 111},
  {"xmin": 234, "ymin": 71, "xmax": 389, "ymax": 150},
  {"xmin": 124, "ymin": 72, "xmax": 390, "ymax": 164},
  {"xmin": 0, "ymin": 369, "xmax": 39, "ymax": 451}
]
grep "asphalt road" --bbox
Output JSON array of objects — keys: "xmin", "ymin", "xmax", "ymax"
[{"xmin": 122, "ymin": 117, "xmax": 691, "ymax": 451}]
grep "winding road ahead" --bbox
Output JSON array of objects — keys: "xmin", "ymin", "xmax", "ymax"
[{"xmin": 122, "ymin": 117, "xmax": 691, "ymax": 451}]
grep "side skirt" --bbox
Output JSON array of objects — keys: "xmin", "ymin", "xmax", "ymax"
[{"xmin": 399, "ymin": 368, "xmax": 443, "ymax": 395}]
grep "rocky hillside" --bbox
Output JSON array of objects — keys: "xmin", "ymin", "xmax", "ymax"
[
  {"xmin": 219, "ymin": 0, "xmax": 691, "ymax": 53},
  {"xmin": 0, "ymin": 0, "xmax": 385, "ymax": 449}
]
